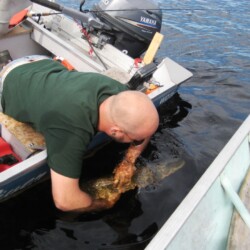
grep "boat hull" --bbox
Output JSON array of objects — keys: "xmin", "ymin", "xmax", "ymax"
[
  {"xmin": 146, "ymin": 115, "xmax": 250, "ymax": 250},
  {"xmin": 0, "ymin": 159, "xmax": 49, "ymax": 202}
]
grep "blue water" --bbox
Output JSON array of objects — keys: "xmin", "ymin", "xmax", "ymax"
[{"xmin": 1, "ymin": 0, "xmax": 250, "ymax": 249}]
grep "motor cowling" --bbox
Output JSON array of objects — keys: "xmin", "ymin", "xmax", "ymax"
[{"xmin": 92, "ymin": 0, "xmax": 162, "ymax": 58}]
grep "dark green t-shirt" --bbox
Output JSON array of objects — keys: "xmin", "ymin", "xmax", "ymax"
[{"xmin": 2, "ymin": 59, "xmax": 128, "ymax": 178}]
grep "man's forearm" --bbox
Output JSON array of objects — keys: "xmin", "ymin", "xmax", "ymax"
[
  {"xmin": 113, "ymin": 138, "xmax": 150, "ymax": 192},
  {"xmin": 69, "ymin": 192, "xmax": 121, "ymax": 213},
  {"xmin": 123, "ymin": 137, "xmax": 150, "ymax": 163},
  {"xmin": 82, "ymin": 195, "xmax": 120, "ymax": 212}
]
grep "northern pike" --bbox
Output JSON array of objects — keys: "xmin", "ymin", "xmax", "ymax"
[{"xmin": 81, "ymin": 159, "xmax": 185, "ymax": 201}]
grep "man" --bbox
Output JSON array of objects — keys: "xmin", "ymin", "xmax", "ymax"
[{"xmin": 0, "ymin": 56, "xmax": 159, "ymax": 212}]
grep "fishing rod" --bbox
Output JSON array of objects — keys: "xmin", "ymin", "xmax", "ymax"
[
  {"xmin": 87, "ymin": 8, "xmax": 209, "ymax": 13},
  {"xmin": 27, "ymin": 12, "xmax": 61, "ymax": 17},
  {"xmin": 26, "ymin": 8, "xmax": 228, "ymax": 19},
  {"xmin": 77, "ymin": 0, "xmax": 235, "ymax": 14},
  {"xmin": 30, "ymin": 0, "xmax": 112, "ymax": 30},
  {"xmin": 83, "ymin": 8, "xmax": 241, "ymax": 14}
]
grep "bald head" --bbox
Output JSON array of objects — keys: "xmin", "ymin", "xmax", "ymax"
[{"xmin": 109, "ymin": 91, "xmax": 159, "ymax": 139}]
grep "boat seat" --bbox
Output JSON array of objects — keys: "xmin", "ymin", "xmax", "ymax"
[
  {"xmin": 102, "ymin": 67, "xmax": 131, "ymax": 84},
  {"xmin": 0, "ymin": 112, "xmax": 45, "ymax": 153}
]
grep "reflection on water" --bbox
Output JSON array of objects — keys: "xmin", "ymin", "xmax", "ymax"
[
  {"xmin": 1, "ymin": 0, "xmax": 250, "ymax": 249},
  {"xmin": 158, "ymin": 93, "xmax": 192, "ymax": 129}
]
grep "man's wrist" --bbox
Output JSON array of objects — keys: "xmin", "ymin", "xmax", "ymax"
[{"xmin": 123, "ymin": 157, "xmax": 133, "ymax": 164}]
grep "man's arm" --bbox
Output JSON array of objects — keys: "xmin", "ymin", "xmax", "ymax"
[
  {"xmin": 50, "ymin": 169, "xmax": 120, "ymax": 212},
  {"xmin": 126, "ymin": 137, "xmax": 150, "ymax": 163},
  {"xmin": 113, "ymin": 137, "xmax": 150, "ymax": 192},
  {"xmin": 50, "ymin": 138, "xmax": 150, "ymax": 211}
]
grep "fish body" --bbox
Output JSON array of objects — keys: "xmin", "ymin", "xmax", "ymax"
[{"xmin": 81, "ymin": 159, "xmax": 185, "ymax": 200}]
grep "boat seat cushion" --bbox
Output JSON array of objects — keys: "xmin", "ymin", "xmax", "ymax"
[{"xmin": 0, "ymin": 112, "xmax": 45, "ymax": 152}]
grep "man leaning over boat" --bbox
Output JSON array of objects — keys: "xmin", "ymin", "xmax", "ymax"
[{"xmin": 0, "ymin": 55, "xmax": 159, "ymax": 212}]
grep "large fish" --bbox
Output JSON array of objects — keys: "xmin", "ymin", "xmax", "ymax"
[{"xmin": 80, "ymin": 159, "xmax": 185, "ymax": 201}]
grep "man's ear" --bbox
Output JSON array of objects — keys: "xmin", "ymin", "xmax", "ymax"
[
  {"xmin": 110, "ymin": 127, "xmax": 116, "ymax": 136},
  {"xmin": 110, "ymin": 126, "xmax": 118, "ymax": 136},
  {"xmin": 110, "ymin": 126, "xmax": 124, "ymax": 136}
]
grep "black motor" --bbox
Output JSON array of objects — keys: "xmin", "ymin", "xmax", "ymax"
[
  {"xmin": 92, "ymin": 0, "xmax": 162, "ymax": 58},
  {"xmin": 29, "ymin": 0, "xmax": 162, "ymax": 58}
]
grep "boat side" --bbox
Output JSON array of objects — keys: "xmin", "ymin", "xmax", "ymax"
[
  {"xmin": 0, "ymin": 151, "xmax": 48, "ymax": 202},
  {"xmin": 146, "ymin": 115, "xmax": 250, "ymax": 250}
]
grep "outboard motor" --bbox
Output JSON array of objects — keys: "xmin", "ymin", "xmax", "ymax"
[
  {"xmin": 92, "ymin": 0, "xmax": 162, "ymax": 58},
  {"xmin": 29, "ymin": 0, "xmax": 162, "ymax": 58}
]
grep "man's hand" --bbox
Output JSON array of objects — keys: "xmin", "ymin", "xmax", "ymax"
[
  {"xmin": 113, "ymin": 140, "xmax": 150, "ymax": 192},
  {"xmin": 88, "ymin": 190, "xmax": 121, "ymax": 211}
]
